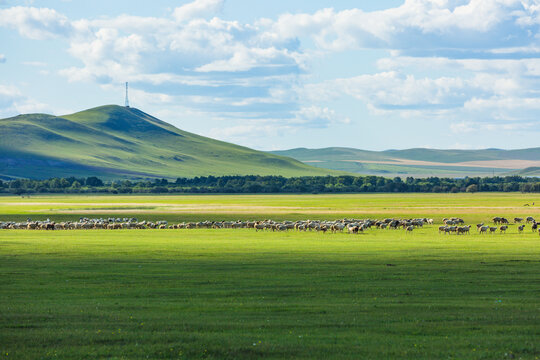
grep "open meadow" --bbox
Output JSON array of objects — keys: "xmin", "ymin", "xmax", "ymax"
[
  {"xmin": 1, "ymin": 193, "xmax": 540, "ymax": 359},
  {"xmin": 1, "ymin": 192, "xmax": 540, "ymax": 223}
]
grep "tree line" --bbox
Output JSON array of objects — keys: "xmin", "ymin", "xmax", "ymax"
[{"xmin": 1, "ymin": 175, "xmax": 539, "ymax": 194}]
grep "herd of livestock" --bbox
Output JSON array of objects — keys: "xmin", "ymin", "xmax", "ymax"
[{"xmin": 0, "ymin": 216, "xmax": 539, "ymax": 235}]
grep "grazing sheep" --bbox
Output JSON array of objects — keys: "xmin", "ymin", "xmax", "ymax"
[
  {"xmin": 0, "ymin": 215, "xmax": 535, "ymax": 240},
  {"xmin": 331, "ymin": 223, "xmax": 345, "ymax": 233},
  {"xmin": 457, "ymin": 225, "xmax": 470, "ymax": 235}
]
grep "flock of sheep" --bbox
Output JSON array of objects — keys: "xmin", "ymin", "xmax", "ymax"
[
  {"xmin": 473, "ymin": 216, "xmax": 538, "ymax": 235},
  {"xmin": 437, "ymin": 216, "xmax": 539, "ymax": 235},
  {"xmin": 1, "ymin": 215, "xmax": 539, "ymax": 235}
]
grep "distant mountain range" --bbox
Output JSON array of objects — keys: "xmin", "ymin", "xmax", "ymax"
[
  {"xmin": 0, "ymin": 105, "xmax": 342, "ymax": 180},
  {"xmin": 270, "ymin": 147, "xmax": 540, "ymax": 177}
]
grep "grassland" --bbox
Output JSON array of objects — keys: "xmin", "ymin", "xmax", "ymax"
[
  {"xmin": 0, "ymin": 105, "xmax": 341, "ymax": 179},
  {"xmin": 271, "ymin": 147, "xmax": 540, "ymax": 177},
  {"xmin": 1, "ymin": 193, "xmax": 540, "ymax": 359},
  {"xmin": 1, "ymin": 192, "xmax": 539, "ymax": 223}
]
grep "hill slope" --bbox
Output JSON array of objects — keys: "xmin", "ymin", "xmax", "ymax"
[
  {"xmin": 271, "ymin": 147, "xmax": 540, "ymax": 177},
  {"xmin": 0, "ymin": 105, "xmax": 342, "ymax": 179},
  {"xmin": 514, "ymin": 167, "xmax": 540, "ymax": 177}
]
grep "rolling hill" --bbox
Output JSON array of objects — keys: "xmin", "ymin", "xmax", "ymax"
[
  {"xmin": 271, "ymin": 147, "xmax": 540, "ymax": 177},
  {"xmin": 0, "ymin": 105, "xmax": 343, "ymax": 180},
  {"xmin": 515, "ymin": 167, "xmax": 540, "ymax": 177}
]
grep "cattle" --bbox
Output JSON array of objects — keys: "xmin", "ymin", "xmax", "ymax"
[{"xmin": 499, "ymin": 225, "xmax": 508, "ymax": 234}]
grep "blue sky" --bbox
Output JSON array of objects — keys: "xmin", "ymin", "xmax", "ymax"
[{"xmin": 1, "ymin": 0, "xmax": 540, "ymax": 151}]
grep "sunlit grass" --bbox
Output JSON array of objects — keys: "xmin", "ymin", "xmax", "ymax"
[
  {"xmin": 1, "ymin": 193, "xmax": 539, "ymax": 224},
  {"xmin": 1, "ymin": 228, "xmax": 539, "ymax": 359}
]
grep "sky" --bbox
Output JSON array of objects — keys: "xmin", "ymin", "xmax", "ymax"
[{"xmin": 1, "ymin": 0, "xmax": 540, "ymax": 151}]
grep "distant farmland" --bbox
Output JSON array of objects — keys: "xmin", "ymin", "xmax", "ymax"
[{"xmin": 271, "ymin": 147, "xmax": 540, "ymax": 177}]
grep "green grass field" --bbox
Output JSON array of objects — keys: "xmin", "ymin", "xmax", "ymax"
[
  {"xmin": 1, "ymin": 192, "xmax": 539, "ymax": 223},
  {"xmin": 1, "ymin": 193, "xmax": 540, "ymax": 359}
]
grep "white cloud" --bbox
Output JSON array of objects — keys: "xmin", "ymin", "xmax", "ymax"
[
  {"xmin": 292, "ymin": 106, "xmax": 350, "ymax": 128},
  {"xmin": 207, "ymin": 121, "xmax": 284, "ymax": 147},
  {"xmin": 305, "ymin": 71, "xmax": 479, "ymax": 109},
  {"xmin": 0, "ymin": 54, "xmax": 5, "ymax": 63},
  {"xmin": 464, "ymin": 96, "xmax": 540, "ymax": 112},
  {"xmin": 195, "ymin": 46, "xmax": 295, "ymax": 72},
  {"xmin": 450, "ymin": 122, "xmax": 475, "ymax": 133},
  {"xmin": 0, "ymin": 84, "xmax": 51, "ymax": 116},
  {"xmin": 0, "ymin": 6, "xmax": 72, "ymax": 39},
  {"xmin": 23, "ymin": 61, "xmax": 46, "ymax": 67},
  {"xmin": 265, "ymin": 0, "xmax": 533, "ymax": 52},
  {"xmin": 173, "ymin": 0, "xmax": 223, "ymax": 23},
  {"xmin": 0, "ymin": 84, "xmax": 22, "ymax": 108},
  {"xmin": 3, "ymin": 1, "xmax": 540, "ymax": 146}
]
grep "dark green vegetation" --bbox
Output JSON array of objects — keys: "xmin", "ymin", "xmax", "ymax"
[
  {"xmin": 271, "ymin": 147, "xmax": 540, "ymax": 177},
  {"xmin": 0, "ymin": 105, "xmax": 340, "ymax": 180},
  {"xmin": 2, "ymin": 174, "xmax": 539, "ymax": 195},
  {"xmin": 1, "ymin": 229, "xmax": 539, "ymax": 359}
]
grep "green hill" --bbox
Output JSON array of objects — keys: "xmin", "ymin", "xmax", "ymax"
[
  {"xmin": 0, "ymin": 105, "xmax": 343, "ymax": 179},
  {"xmin": 271, "ymin": 147, "xmax": 540, "ymax": 177},
  {"xmin": 514, "ymin": 167, "xmax": 540, "ymax": 176}
]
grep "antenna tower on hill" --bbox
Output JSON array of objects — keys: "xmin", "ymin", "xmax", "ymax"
[{"xmin": 124, "ymin": 82, "xmax": 130, "ymax": 108}]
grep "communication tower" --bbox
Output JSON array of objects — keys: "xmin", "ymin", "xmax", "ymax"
[{"xmin": 125, "ymin": 82, "xmax": 130, "ymax": 108}]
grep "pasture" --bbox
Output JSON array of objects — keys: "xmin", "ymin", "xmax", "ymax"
[
  {"xmin": 1, "ymin": 192, "xmax": 540, "ymax": 223},
  {"xmin": 1, "ymin": 193, "xmax": 540, "ymax": 359}
]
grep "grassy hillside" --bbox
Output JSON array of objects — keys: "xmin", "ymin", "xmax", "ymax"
[
  {"xmin": 0, "ymin": 105, "xmax": 342, "ymax": 179},
  {"xmin": 515, "ymin": 167, "xmax": 540, "ymax": 176},
  {"xmin": 271, "ymin": 147, "xmax": 540, "ymax": 177}
]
